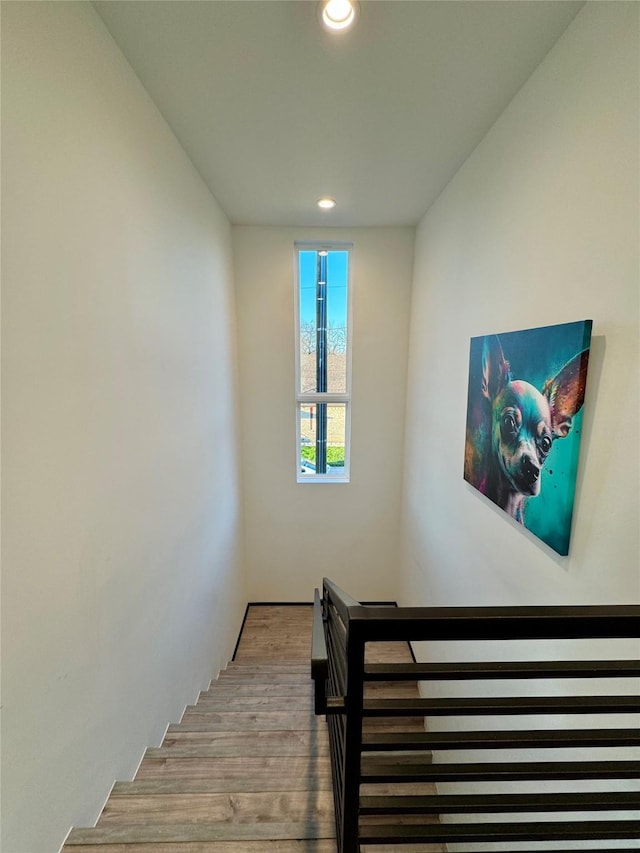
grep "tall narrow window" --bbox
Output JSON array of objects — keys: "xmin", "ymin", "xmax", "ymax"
[{"xmin": 295, "ymin": 243, "xmax": 351, "ymax": 482}]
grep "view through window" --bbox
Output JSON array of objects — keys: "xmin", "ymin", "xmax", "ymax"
[{"xmin": 295, "ymin": 244, "xmax": 351, "ymax": 481}]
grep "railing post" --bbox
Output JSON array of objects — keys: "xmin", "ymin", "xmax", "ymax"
[
  {"xmin": 341, "ymin": 613, "xmax": 365, "ymax": 853},
  {"xmin": 311, "ymin": 587, "xmax": 328, "ymax": 715}
]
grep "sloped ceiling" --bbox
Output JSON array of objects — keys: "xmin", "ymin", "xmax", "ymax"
[{"xmin": 94, "ymin": 1, "xmax": 583, "ymax": 226}]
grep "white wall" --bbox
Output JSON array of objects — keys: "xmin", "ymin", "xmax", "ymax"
[
  {"xmin": 1, "ymin": 4, "xmax": 245, "ymax": 851},
  {"xmin": 401, "ymin": 5, "xmax": 639, "ymax": 847},
  {"xmin": 401, "ymin": 1, "xmax": 639, "ymax": 611},
  {"xmin": 234, "ymin": 227, "xmax": 414, "ymax": 602}
]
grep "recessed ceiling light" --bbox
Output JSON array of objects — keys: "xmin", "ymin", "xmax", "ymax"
[
  {"xmin": 317, "ymin": 197, "xmax": 337, "ymax": 210},
  {"xmin": 319, "ymin": 0, "xmax": 358, "ymax": 32}
]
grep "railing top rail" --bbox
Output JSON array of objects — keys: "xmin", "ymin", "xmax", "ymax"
[
  {"xmin": 350, "ymin": 604, "xmax": 640, "ymax": 641},
  {"xmin": 322, "ymin": 579, "xmax": 640, "ymax": 641},
  {"xmin": 323, "ymin": 577, "xmax": 363, "ymax": 625}
]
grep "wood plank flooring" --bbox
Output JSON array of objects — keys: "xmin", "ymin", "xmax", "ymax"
[{"xmin": 64, "ymin": 605, "xmax": 444, "ymax": 853}]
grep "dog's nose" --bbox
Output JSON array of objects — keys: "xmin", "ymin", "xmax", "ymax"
[{"xmin": 521, "ymin": 455, "xmax": 540, "ymax": 482}]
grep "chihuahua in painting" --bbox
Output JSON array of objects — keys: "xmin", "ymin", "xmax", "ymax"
[{"xmin": 464, "ymin": 334, "xmax": 590, "ymax": 525}]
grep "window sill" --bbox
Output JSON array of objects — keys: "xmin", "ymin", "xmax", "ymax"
[{"xmin": 297, "ymin": 474, "xmax": 350, "ymax": 484}]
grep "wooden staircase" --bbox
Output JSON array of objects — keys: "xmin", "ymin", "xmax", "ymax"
[
  {"xmin": 63, "ymin": 659, "xmax": 337, "ymax": 852},
  {"xmin": 64, "ymin": 605, "xmax": 444, "ymax": 853}
]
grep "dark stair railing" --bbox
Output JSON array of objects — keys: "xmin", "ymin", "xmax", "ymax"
[{"xmin": 311, "ymin": 577, "xmax": 640, "ymax": 853}]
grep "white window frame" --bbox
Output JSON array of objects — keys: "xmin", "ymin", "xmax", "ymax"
[{"xmin": 294, "ymin": 241, "xmax": 353, "ymax": 483}]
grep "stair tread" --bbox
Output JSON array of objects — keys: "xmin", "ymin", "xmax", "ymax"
[
  {"xmin": 136, "ymin": 754, "xmax": 331, "ymax": 787},
  {"xmin": 65, "ymin": 842, "xmax": 339, "ymax": 853},
  {"xmin": 112, "ymin": 774, "xmax": 332, "ymax": 794},
  {"xmin": 203, "ymin": 683, "xmax": 314, "ymax": 697},
  {"xmin": 187, "ymin": 696, "xmax": 314, "ymax": 711},
  {"xmin": 215, "ymin": 678, "xmax": 312, "ymax": 688},
  {"xmin": 98, "ymin": 790, "xmax": 334, "ymax": 825},
  {"xmin": 174, "ymin": 711, "xmax": 321, "ymax": 731},
  {"xmin": 222, "ymin": 664, "xmax": 309, "ymax": 673},
  {"xmin": 66, "ymin": 821, "xmax": 336, "ymax": 845},
  {"xmin": 153, "ymin": 741, "xmax": 327, "ymax": 759},
  {"xmin": 161, "ymin": 729, "xmax": 327, "ymax": 750}
]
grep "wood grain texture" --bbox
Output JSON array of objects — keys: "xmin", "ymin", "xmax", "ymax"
[
  {"xmin": 186, "ymin": 694, "xmax": 315, "ymax": 711},
  {"xmin": 134, "ymin": 755, "xmax": 332, "ymax": 789},
  {"xmin": 110, "ymin": 777, "xmax": 333, "ymax": 795},
  {"xmin": 200, "ymin": 682, "xmax": 314, "ymax": 698},
  {"xmin": 234, "ymin": 605, "xmax": 314, "ymax": 661},
  {"xmin": 98, "ymin": 790, "xmax": 335, "ymax": 825},
  {"xmin": 66, "ymin": 821, "xmax": 336, "ymax": 843},
  {"xmin": 218, "ymin": 670, "xmax": 310, "ymax": 682},
  {"xmin": 175, "ymin": 710, "xmax": 320, "ymax": 730},
  {"xmin": 226, "ymin": 660, "xmax": 311, "ymax": 671},
  {"xmin": 63, "ymin": 605, "xmax": 443, "ymax": 851},
  {"xmin": 156, "ymin": 729, "xmax": 328, "ymax": 757}
]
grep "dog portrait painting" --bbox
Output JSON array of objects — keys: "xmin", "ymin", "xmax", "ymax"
[{"xmin": 464, "ymin": 320, "xmax": 592, "ymax": 555}]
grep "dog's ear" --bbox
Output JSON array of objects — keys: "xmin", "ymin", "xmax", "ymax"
[
  {"xmin": 481, "ymin": 336, "xmax": 510, "ymax": 401},
  {"xmin": 542, "ymin": 349, "xmax": 590, "ymax": 438}
]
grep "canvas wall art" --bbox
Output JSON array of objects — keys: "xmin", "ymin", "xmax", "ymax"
[{"xmin": 463, "ymin": 320, "xmax": 593, "ymax": 555}]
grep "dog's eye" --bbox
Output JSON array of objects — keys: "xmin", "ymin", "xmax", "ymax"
[
  {"xmin": 502, "ymin": 413, "xmax": 517, "ymax": 434},
  {"xmin": 539, "ymin": 435, "xmax": 552, "ymax": 454}
]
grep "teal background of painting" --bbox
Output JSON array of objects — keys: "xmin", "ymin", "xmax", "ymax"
[
  {"xmin": 524, "ymin": 407, "xmax": 584, "ymax": 555},
  {"xmin": 468, "ymin": 320, "xmax": 592, "ymax": 555}
]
